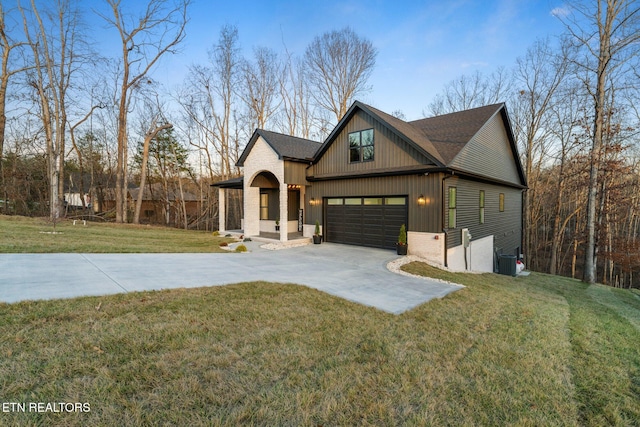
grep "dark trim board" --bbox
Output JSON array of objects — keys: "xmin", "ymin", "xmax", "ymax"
[{"xmin": 324, "ymin": 196, "xmax": 408, "ymax": 250}]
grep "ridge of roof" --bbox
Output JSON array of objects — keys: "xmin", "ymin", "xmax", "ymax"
[
  {"xmin": 257, "ymin": 129, "xmax": 322, "ymax": 160},
  {"xmin": 237, "ymin": 129, "xmax": 321, "ymax": 167}
]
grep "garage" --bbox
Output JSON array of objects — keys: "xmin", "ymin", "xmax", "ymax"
[{"xmin": 325, "ymin": 196, "xmax": 408, "ymax": 249}]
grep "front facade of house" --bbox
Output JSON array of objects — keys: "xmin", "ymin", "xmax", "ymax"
[{"xmin": 215, "ymin": 102, "xmax": 526, "ymax": 272}]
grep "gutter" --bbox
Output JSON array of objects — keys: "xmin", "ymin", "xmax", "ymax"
[{"xmin": 441, "ymin": 171, "xmax": 456, "ymax": 268}]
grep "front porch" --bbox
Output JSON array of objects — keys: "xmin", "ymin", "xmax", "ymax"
[
  {"xmin": 215, "ymin": 171, "xmax": 308, "ymax": 244},
  {"xmin": 213, "ymin": 130, "xmax": 320, "ymax": 244}
]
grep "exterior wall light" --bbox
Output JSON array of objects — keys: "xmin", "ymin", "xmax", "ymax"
[{"xmin": 418, "ymin": 194, "xmax": 426, "ymax": 205}]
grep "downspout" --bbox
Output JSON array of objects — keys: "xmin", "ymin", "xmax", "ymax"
[{"xmin": 441, "ymin": 171, "xmax": 455, "ymax": 268}]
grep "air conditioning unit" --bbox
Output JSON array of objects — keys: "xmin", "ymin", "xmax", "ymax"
[{"xmin": 498, "ymin": 255, "xmax": 517, "ymax": 276}]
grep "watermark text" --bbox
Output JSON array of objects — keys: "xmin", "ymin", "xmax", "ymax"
[{"xmin": 2, "ymin": 402, "xmax": 90, "ymax": 413}]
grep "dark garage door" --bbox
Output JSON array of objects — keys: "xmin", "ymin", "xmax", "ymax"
[{"xmin": 325, "ymin": 196, "xmax": 408, "ymax": 249}]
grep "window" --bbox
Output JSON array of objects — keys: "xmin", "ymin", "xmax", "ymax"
[
  {"xmin": 349, "ymin": 129, "xmax": 374, "ymax": 163},
  {"xmin": 448, "ymin": 187, "xmax": 457, "ymax": 228},
  {"xmin": 363, "ymin": 198, "xmax": 383, "ymax": 205},
  {"xmin": 260, "ymin": 193, "xmax": 269, "ymax": 220},
  {"xmin": 479, "ymin": 190, "xmax": 485, "ymax": 224},
  {"xmin": 499, "ymin": 193, "xmax": 505, "ymax": 212},
  {"xmin": 385, "ymin": 197, "xmax": 406, "ymax": 205}
]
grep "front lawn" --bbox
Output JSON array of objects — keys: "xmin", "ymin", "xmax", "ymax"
[
  {"xmin": 0, "ymin": 215, "xmax": 233, "ymax": 253},
  {"xmin": 1, "ymin": 266, "xmax": 638, "ymax": 425}
]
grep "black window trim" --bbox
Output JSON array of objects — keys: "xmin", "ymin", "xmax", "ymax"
[{"xmin": 348, "ymin": 128, "xmax": 375, "ymax": 163}]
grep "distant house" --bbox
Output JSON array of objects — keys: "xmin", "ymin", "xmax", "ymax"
[
  {"xmin": 214, "ymin": 101, "xmax": 526, "ymax": 272},
  {"xmin": 101, "ymin": 183, "xmax": 200, "ymax": 226}
]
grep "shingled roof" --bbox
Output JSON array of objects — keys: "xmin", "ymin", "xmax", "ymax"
[
  {"xmin": 236, "ymin": 129, "xmax": 321, "ymax": 167},
  {"xmin": 409, "ymin": 103, "xmax": 504, "ymax": 165},
  {"xmin": 314, "ymin": 101, "xmax": 506, "ymax": 168}
]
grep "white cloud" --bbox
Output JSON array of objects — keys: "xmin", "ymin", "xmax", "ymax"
[{"xmin": 550, "ymin": 6, "xmax": 570, "ymax": 18}]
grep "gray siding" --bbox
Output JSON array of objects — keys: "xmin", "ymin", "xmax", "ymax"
[
  {"xmin": 306, "ymin": 173, "xmax": 443, "ymax": 233},
  {"xmin": 312, "ymin": 110, "xmax": 433, "ymax": 177},
  {"xmin": 449, "ymin": 113, "xmax": 521, "ymax": 185},
  {"xmin": 445, "ymin": 177, "xmax": 522, "ymax": 255}
]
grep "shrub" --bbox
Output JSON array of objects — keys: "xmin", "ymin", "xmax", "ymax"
[
  {"xmin": 219, "ymin": 242, "xmax": 228, "ymax": 247},
  {"xmin": 314, "ymin": 220, "xmax": 321, "ymax": 235},
  {"xmin": 212, "ymin": 231, "xmax": 220, "ymax": 237},
  {"xmin": 235, "ymin": 244, "xmax": 247, "ymax": 252},
  {"xmin": 398, "ymin": 224, "xmax": 407, "ymax": 245}
]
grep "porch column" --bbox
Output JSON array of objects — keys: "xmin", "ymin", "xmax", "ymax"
[
  {"xmin": 218, "ymin": 188, "xmax": 226, "ymax": 233},
  {"xmin": 244, "ymin": 185, "xmax": 260, "ymax": 237},
  {"xmin": 279, "ymin": 182, "xmax": 288, "ymax": 242}
]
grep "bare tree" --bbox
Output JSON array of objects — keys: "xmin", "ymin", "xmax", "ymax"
[
  {"xmin": 547, "ymin": 82, "xmax": 587, "ymax": 275},
  {"xmin": 209, "ymin": 25, "xmax": 241, "ymax": 179},
  {"xmin": 178, "ymin": 25, "xmax": 241, "ymax": 181},
  {"xmin": 241, "ymin": 46, "xmax": 282, "ymax": 130},
  {"xmin": 278, "ymin": 51, "xmax": 314, "ymax": 138},
  {"xmin": 1, "ymin": 4, "xmax": 29, "ymax": 207},
  {"xmin": 133, "ymin": 117, "xmax": 172, "ymax": 224},
  {"xmin": 304, "ymin": 27, "xmax": 377, "ymax": 122},
  {"xmin": 511, "ymin": 38, "xmax": 569, "ymax": 267},
  {"xmin": 19, "ymin": 0, "xmax": 83, "ymax": 220},
  {"xmin": 68, "ymin": 104, "xmax": 104, "ymax": 210},
  {"xmin": 560, "ymin": 0, "xmax": 640, "ymax": 283},
  {"xmin": 426, "ymin": 68, "xmax": 512, "ymax": 116},
  {"xmin": 100, "ymin": 0, "xmax": 188, "ymax": 223}
]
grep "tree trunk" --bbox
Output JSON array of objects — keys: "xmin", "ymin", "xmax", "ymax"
[{"xmin": 133, "ymin": 123, "xmax": 172, "ymax": 224}]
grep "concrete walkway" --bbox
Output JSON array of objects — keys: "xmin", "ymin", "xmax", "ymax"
[{"xmin": 0, "ymin": 242, "xmax": 463, "ymax": 314}]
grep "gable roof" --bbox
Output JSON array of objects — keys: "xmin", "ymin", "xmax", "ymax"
[
  {"xmin": 311, "ymin": 101, "xmax": 526, "ymax": 187},
  {"xmin": 236, "ymin": 129, "xmax": 321, "ymax": 167},
  {"xmin": 314, "ymin": 101, "xmax": 445, "ymax": 166}
]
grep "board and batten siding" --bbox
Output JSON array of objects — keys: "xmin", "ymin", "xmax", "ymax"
[
  {"xmin": 312, "ymin": 110, "xmax": 434, "ymax": 177},
  {"xmin": 284, "ymin": 161, "xmax": 308, "ymax": 185},
  {"xmin": 449, "ymin": 113, "xmax": 521, "ymax": 186},
  {"xmin": 306, "ymin": 173, "xmax": 443, "ymax": 233},
  {"xmin": 445, "ymin": 177, "xmax": 522, "ymax": 255}
]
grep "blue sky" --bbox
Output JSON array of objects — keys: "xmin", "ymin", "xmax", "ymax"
[{"xmin": 92, "ymin": 0, "xmax": 568, "ymax": 120}]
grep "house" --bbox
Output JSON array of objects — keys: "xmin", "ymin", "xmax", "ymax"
[
  {"xmin": 214, "ymin": 101, "xmax": 527, "ymax": 272},
  {"xmin": 101, "ymin": 183, "xmax": 200, "ymax": 225}
]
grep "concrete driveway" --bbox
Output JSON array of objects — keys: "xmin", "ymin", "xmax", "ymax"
[{"xmin": 0, "ymin": 242, "xmax": 463, "ymax": 314}]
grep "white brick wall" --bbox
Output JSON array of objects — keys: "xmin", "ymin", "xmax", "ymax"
[
  {"xmin": 408, "ymin": 231, "xmax": 445, "ymax": 266},
  {"xmin": 242, "ymin": 137, "xmax": 286, "ymax": 240},
  {"xmin": 218, "ymin": 188, "xmax": 226, "ymax": 232}
]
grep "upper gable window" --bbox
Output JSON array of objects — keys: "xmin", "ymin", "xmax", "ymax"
[{"xmin": 349, "ymin": 129, "xmax": 374, "ymax": 163}]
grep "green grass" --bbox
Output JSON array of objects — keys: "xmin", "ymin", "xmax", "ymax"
[
  {"xmin": 1, "ymin": 215, "xmax": 638, "ymax": 424},
  {"xmin": 1, "ymin": 262, "xmax": 638, "ymax": 425},
  {"xmin": 0, "ymin": 215, "xmax": 234, "ymax": 253}
]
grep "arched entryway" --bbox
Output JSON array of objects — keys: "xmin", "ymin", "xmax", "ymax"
[{"xmin": 243, "ymin": 171, "xmax": 304, "ymax": 242}]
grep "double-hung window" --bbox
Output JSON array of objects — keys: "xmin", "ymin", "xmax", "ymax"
[
  {"xmin": 349, "ymin": 129, "xmax": 374, "ymax": 163},
  {"xmin": 448, "ymin": 187, "xmax": 457, "ymax": 228}
]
